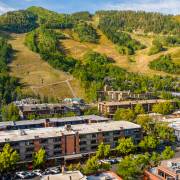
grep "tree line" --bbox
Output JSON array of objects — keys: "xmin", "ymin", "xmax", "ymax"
[
  {"xmin": 0, "ymin": 10, "xmax": 37, "ymax": 33},
  {"xmin": 0, "ymin": 37, "xmax": 21, "ymax": 105},
  {"xmin": 0, "ymin": 7, "xmax": 93, "ymax": 33},
  {"xmin": 97, "ymin": 10, "xmax": 180, "ymax": 34}
]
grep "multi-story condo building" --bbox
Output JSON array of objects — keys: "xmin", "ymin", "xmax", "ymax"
[
  {"xmin": 16, "ymin": 103, "xmax": 81, "ymax": 119},
  {"xmin": 98, "ymin": 99, "xmax": 176, "ymax": 118},
  {"xmin": 0, "ymin": 121, "xmax": 141, "ymax": 164},
  {"xmin": 0, "ymin": 115, "xmax": 109, "ymax": 131},
  {"xmin": 97, "ymin": 85, "xmax": 156, "ymax": 102}
]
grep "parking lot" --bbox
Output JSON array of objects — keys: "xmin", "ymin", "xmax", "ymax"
[
  {"xmin": 0, "ymin": 157, "xmax": 123, "ymax": 180},
  {"xmin": 1, "ymin": 166, "xmax": 61, "ymax": 180}
]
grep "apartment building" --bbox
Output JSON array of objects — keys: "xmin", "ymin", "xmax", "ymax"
[
  {"xmin": 98, "ymin": 99, "xmax": 176, "ymax": 118},
  {"xmin": 0, "ymin": 115, "xmax": 109, "ymax": 131},
  {"xmin": 97, "ymin": 85, "xmax": 156, "ymax": 102},
  {"xmin": 17, "ymin": 103, "xmax": 81, "ymax": 119},
  {"xmin": 0, "ymin": 121, "xmax": 141, "ymax": 163}
]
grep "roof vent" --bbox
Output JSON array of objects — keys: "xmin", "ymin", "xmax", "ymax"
[
  {"xmin": 65, "ymin": 124, "xmax": 72, "ymax": 131},
  {"xmin": 20, "ymin": 130, "xmax": 26, "ymax": 136}
]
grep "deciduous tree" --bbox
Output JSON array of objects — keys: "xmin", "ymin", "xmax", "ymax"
[
  {"xmin": 0, "ymin": 144, "xmax": 19, "ymax": 173},
  {"xmin": 33, "ymin": 148, "xmax": 46, "ymax": 169},
  {"xmin": 116, "ymin": 137, "xmax": 135, "ymax": 156}
]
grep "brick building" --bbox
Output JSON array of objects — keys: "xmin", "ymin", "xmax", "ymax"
[
  {"xmin": 0, "ymin": 121, "xmax": 141, "ymax": 164},
  {"xmin": 98, "ymin": 99, "xmax": 176, "ymax": 118},
  {"xmin": 144, "ymin": 158, "xmax": 180, "ymax": 180}
]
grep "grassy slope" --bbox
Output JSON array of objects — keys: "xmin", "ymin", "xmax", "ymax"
[
  {"xmin": 9, "ymin": 33, "xmax": 86, "ymax": 100},
  {"xmin": 62, "ymin": 27, "xmax": 180, "ymax": 77}
]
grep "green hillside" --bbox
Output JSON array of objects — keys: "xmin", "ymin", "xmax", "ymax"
[{"xmin": 0, "ymin": 7, "xmax": 179, "ymax": 101}]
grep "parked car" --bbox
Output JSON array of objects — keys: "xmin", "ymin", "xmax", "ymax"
[
  {"xmin": 49, "ymin": 167, "xmax": 61, "ymax": 174},
  {"xmin": 108, "ymin": 159, "xmax": 118, "ymax": 164},
  {"xmin": 15, "ymin": 171, "xmax": 30, "ymax": 179},
  {"xmin": 42, "ymin": 169, "xmax": 52, "ymax": 175},
  {"xmin": 33, "ymin": 169, "xmax": 43, "ymax": 177}
]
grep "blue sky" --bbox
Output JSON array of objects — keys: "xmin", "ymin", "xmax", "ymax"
[{"xmin": 0, "ymin": 0, "xmax": 179, "ymax": 15}]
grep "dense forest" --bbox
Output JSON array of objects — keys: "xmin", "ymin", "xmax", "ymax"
[
  {"xmin": 0, "ymin": 10, "xmax": 37, "ymax": 33},
  {"xmin": 149, "ymin": 55, "xmax": 180, "ymax": 74},
  {"xmin": 71, "ymin": 11, "xmax": 92, "ymax": 21},
  {"xmin": 0, "ymin": 37, "xmax": 21, "ymax": 104},
  {"xmin": 74, "ymin": 22, "xmax": 99, "ymax": 43},
  {"xmin": 97, "ymin": 11, "xmax": 180, "ymax": 34},
  {"xmin": 27, "ymin": 6, "xmax": 73, "ymax": 29}
]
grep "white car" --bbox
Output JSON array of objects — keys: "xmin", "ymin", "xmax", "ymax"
[
  {"xmin": 49, "ymin": 167, "xmax": 61, "ymax": 174},
  {"xmin": 33, "ymin": 169, "xmax": 43, "ymax": 177},
  {"xmin": 15, "ymin": 171, "xmax": 30, "ymax": 179}
]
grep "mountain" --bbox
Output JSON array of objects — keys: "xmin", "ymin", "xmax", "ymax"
[{"xmin": 0, "ymin": 7, "xmax": 179, "ymax": 101}]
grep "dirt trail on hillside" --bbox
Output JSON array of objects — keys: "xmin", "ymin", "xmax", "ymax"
[
  {"xmin": 9, "ymin": 34, "xmax": 85, "ymax": 99},
  {"xmin": 62, "ymin": 27, "xmax": 180, "ymax": 78}
]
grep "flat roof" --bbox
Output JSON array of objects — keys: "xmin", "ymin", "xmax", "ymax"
[
  {"xmin": 88, "ymin": 171, "xmax": 122, "ymax": 180},
  {"xmin": 42, "ymin": 171, "xmax": 87, "ymax": 180},
  {"xmin": 0, "ymin": 121, "xmax": 141, "ymax": 143},
  {"xmin": 0, "ymin": 115, "xmax": 109, "ymax": 127},
  {"xmin": 98, "ymin": 99, "xmax": 172, "ymax": 106}
]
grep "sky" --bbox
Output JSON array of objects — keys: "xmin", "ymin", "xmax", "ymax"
[{"xmin": 0, "ymin": 0, "xmax": 179, "ymax": 15}]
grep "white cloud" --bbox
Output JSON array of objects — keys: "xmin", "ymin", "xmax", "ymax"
[
  {"xmin": 0, "ymin": 2, "xmax": 14, "ymax": 14},
  {"xmin": 103, "ymin": 0, "xmax": 180, "ymax": 15}
]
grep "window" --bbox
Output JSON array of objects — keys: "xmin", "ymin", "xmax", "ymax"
[
  {"xmin": 26, "ymin": 147, "xmax": 34, "ymax": 152},
  {"xmin": 80, "ymin": 147, "xmax": 86, "ymax": 152},
  {"xmin": 104, "ymin": 138, "xmax": 110, "ymax": 143},
  {"xmin": 41, "ymin": 139, "xmax": 48, "ymax": 144},
  {"xmin": 92, "ymin": 134, "xmax": 97, "ymax": 138},
  {"xmin": 54, "ymin": 150, "xmax": 62, "ymax": 156},
  {"xmin": 91, "ymin": 140, "xmax": 97, "ymax": 144},
  {"xmin": 80, "ymin": 135, "xmax": 87, "ymax": 139},
  {"xmin": 54, "ymin": 144, "xmax": 60, "ymax": 149},
  {"xmin": 25, "ymin": 140, "xmax": 34, "ymax": 146},
  {"xmin": 26, "ymin": 154, "xmax": 32, "ymax": 159},
  {"xmin": 103, "ymin": 132, "xmax": 110, "ymax": 137},
  {"xmin": 91, "ymin": 145, "xmax": 97, "ymax": 150},
  {"xmin": 80, "ymin": 141, "xmax": 87, "ymax": 145},
  {"xmin": 53, "ymin": 137, "xmax": 61, "ymax": 142},
  {"xmin": 113, "ymin": 131, "xmax": 120, "ymax": 136}
]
